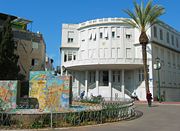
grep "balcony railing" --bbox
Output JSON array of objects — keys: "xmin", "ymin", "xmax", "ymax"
[
  {"xmin": 78, "ymin": 18, "xmax": 130, "ymax": 29},
  {"xmin": 63, "ymin": 58, "xmax": 144, "ymax": 68}
]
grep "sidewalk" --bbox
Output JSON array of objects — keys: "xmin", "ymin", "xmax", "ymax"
[{"xmin": 134, "ymin": 100, "xmax": 180, "ymax": 105}]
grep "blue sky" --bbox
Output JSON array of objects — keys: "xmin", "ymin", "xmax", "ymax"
[{"xmin": 0, "ymin": 0, "xmax": 179, "ymax": 67}]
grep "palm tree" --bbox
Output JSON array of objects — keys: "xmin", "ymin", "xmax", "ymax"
[{"xmin": 123, "ymin": 0, "xmax": 165, "ymax": 94}]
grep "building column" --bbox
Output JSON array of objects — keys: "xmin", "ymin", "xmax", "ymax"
[
  {"xmin": 61, "ymin": 66, "xmax": 63, "ymax": 76},
  {"xmin": 96, "ymin": 70, "xmax": 99, "ymax": 95},
  {"xmin": 121, "ymin": 69, "xmax": 125, "ymax": 99},
  {"xmin": 109, "ymin": 70, "xmax": 112, "ymax": 100},
  {"xmin": 85, "ymin": 71, "xmax": 88, "ymax": 97},
  {"xmin": 76, "ymin": 73, "xmax": 80, "ymax": 96}
]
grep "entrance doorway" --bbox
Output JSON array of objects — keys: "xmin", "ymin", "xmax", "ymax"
[{"xmin": 102, "ymin": 71, "xmax": 108, "ymax": 86}]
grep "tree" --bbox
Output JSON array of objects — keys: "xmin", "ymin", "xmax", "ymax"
[
  {"xmin": 0, "ymin": 16, "xmax": 20, "ymax": 80},
  {"xmin": 123, "ymin": 0, "xmax": 165, "ymax": 94}
]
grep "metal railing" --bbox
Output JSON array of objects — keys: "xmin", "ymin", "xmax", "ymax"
[
  {"xmin": 88, "ymin": 83, "xmax": 96, "ymax": 89},
  {"xmin": 0, "ymin": 100, "xmax": 135, "ymax": 129}
]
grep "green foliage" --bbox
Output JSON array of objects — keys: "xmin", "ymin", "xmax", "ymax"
[
  {"xmin": 123, "ymin": 0, "xmax": 165, "ymax": 32},
  {"xmin": 80, "ymin": 95, "xmax": 104, "ymax": 104},
  {"xmin": 0, "ymin": 16, "xmax": 20, "ymax": 80},
  {"xmin": 31, "ymin": 119, "xmax": 44, "ymax": 128},
  {"xmin": 0, "ymin": 98, "xmax": 5, "ymax": 111}
]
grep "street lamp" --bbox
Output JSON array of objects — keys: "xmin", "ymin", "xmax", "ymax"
[{"xmin": 153, "ymin": 57, "xmax": 161, "ymax": 102}]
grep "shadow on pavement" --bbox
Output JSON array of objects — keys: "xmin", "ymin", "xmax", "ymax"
[{"xmin": 125, "ymin": 110, "xmax": 143, "ymax": 121}]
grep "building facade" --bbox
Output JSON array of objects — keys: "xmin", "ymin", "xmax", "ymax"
[
  {"xmin": 45, "ymin": 55, "xmax": 54, "ymax": 71},
  {"xmin": 60, "ymin": 18, "xmax": 180, "ymax": 101},
  {"xmin": 0, "ymin": 13, "xmax": 46, "ymax": 96}
]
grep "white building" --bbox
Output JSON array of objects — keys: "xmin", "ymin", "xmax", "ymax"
[{"xmin": 60, "ymin": 18, "xmax": 180, "ymax": 101}]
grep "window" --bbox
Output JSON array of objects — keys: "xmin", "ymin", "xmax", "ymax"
[
  {"xmin": 93, "ymin": 72, "xmax": 95, "ymax": 82},
  {"xmin": 89, "ymin": 72, "xmax": 92, "ymax": 83},
  {"xmin": 68, "ymin": 31, "xmax": 74, "ymax": 43},
  {"xmin": 167, "ymin": 51, "xmax": 171, "ymax": 67},
  {"xmin": 112, "ymin": 31, "xmax": 115, "ymax": 38},
  {"xmin": 92, "ymin": 29, "xmax": 96, "ymax": 40},
  {"xmin": 126, "ymin": 48, "xmax": 131, "ymax": 58},
  {"xmin": 93, "ymin": 34, "xmax": 96, "ymax": 41},
  {"xmin": 117, "ymin": 48, "xmax": 121, "ymax": 58},
  {"xmin": 89, "ymin": 71, "xmax": 95, "ymax": 83},
  {"xmin": 126, "ymin": 34, "xmax": 131, "ymax": 39},
  {"xmin": 112, "ymin": 71, "xmax": 115, "ymax": 82},
  {"xmin": 171, "ymin": 35, "xmax": 174, "ymax": 45},
  {"xmin": 154, "ymin": 26, "xmax": 157, "ymax": 38},
  {"xmin": 112, "ymin": 71, "xmax": 120, "ymax": 83},
  {"xmin": 73, "ymin": 52, "xmax": 76, "ymax": 60},
  {"xmin": 117, "ymin": 71, "xmax": 120, "ymax": 82},
  {"xmin": 166, "ymin": 32, "xmax": 169, "ymax": 43},
  {"xmin": 32, "ymin": 42, "xmax": 38, "ymax": 49},
  {"xmin": 160, "ymin": 29, "xmax": 163, "ymax": 40},
  {"xmin": 31, "ymin": 59, "xmax": 38, "ymax": 66},
  {"xmin": 176, "ymin": 38, "xmax": 179, "ymax": 48},
  {"xmin": 111, "ymin": 48, "xmax": 116, "ymax": 58},
  {"xmin": 138, "ymin": 69, "xmax": 144, "ymax": 82},
  {"xmin": 73, "ymin": 55, "xmax": 76, "ymax": 60},
  {"xmin": 102, "ymin": 71, "xmax": 108, "ymax": 86},
  {"xmin": 89, "ymin": 34, "xmax": 92, "ymax": 40},
  {"xmin": 105, "ymin": 48, "xmax": 108, "ymax": 58},
  {"xmin": 68, "ymin": 38, "xmax": 73, "ymax": 43},
  {"xmin": 68, "ymin": 52, "xmax": 72, "ymax": 61},
  {"xmin": 100, "ymin": 32, "xmax": 103, "ymax": 38},
  {"xmin": 172, "ymin": 53, "xmax": 175, "ymax": 67},
  {"xmin": 64, "ymin": 54, "xmax": 67, "ymax": 62}
]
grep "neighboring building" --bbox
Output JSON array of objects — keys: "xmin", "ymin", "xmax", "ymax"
[
  {"xmin": 45, "ymin": 55, "xmax": 54, "ymax": 71},
  {"xmin": 0, "ymin": 13, "xmax": 46, "ymax": 96},
  {"xmin": 60, "ymin": 18, "xmax": 180, "ymax": 101}
]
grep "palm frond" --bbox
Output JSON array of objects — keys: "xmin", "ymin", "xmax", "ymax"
[
  {"xmin": 123, "ymin": 0, "xmax": 165, "ymax": 32},
  {"xmin": 123, "ymin": 9, "xmax": 138, "ymax": 25}
]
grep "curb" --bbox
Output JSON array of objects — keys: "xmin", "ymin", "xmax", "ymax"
[{"xmin": 134, "ymin": 101, "xmax": 180, "ymax": 105}]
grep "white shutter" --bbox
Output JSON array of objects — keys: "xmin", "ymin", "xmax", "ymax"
[
  {"xmin": 92, "ymin": 29, "xmax": 96, "ymax": 40},
  {"xmin": 126, "ymin": 48, "xmax": 131, "ymax": 58},
  {"xmin": 117, "ymin": 48, "xmax": 121, "ymax": 58},
  {"xmin": 88, "ymin": 29, "xmax": 92, "ymax": 39},
  {"xmin": 116, "ymin": 27, "xmax": 121, "ymax": 37},
  {"xmin": 104, "ymin": 28, "xmax": 108, "ymax": 38}
]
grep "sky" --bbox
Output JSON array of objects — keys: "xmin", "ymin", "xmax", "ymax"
[{"xmin": 0, "ymin": 0, "xmax": 179, "ymax": 67}]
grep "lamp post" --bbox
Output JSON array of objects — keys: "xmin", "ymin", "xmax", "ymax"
[{"xmin": 153, "ymin": 57, "xmax": 161, "ymax": 102}]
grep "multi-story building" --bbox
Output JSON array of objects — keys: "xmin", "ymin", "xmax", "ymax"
[
  {"xmin": 45, "ymin": 55, "xmax": 54, "ymax": 71},
  {"xmin": 60, "ymin": 18, "xmax": 180, "ymax": 101},
  {"xmin": 0, "ymin": 13, "xmax": 46, "ymax": 96}
]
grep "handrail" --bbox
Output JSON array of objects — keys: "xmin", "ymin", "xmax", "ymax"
[
  {"xmin": 88, "ymin": 83, "xmax": 96, "ymax": 89},
  {"xmin": 124, "ymin": 89, "xmax": 133, "ymax": 97}
]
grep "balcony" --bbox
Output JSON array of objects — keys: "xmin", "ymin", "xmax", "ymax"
[{"xmin": 63, "ymin": 58, "xmax": 145, "ymax": 70}]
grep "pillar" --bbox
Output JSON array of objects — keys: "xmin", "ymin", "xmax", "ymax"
[
  {"xmin": 76, "ymin": 73, "xmax": 80, "ymax": 96},
  {"xmin": 96, "ymin": 70, "xmax": 99, "ymax": 95},
  {"xmin": 121, "ymin": 69, "xmax": 125, "ymax": 99},
  {"xmin": 85, "ymin": 71, "xmax": 88, "ymax": 97},
  {"xmin": 109, "ymin": 70, "xmax": 112, "ymax": 100}
]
